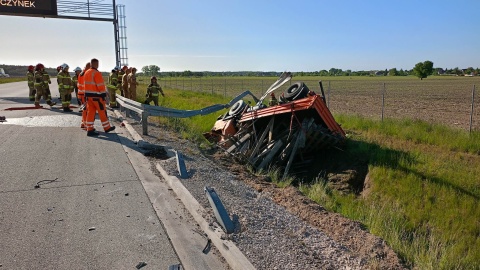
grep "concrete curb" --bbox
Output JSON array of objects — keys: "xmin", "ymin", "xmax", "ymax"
[{"xmin": 113, "ymin": 110, "xmax": 256, "ymax": 270}]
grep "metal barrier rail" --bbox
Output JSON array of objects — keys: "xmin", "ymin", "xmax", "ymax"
[{"xmin": 115, "ymin": 90, "xmax": 259, "ymax": 135}]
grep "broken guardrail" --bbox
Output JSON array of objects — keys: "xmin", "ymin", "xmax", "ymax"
[{"xmin": 115, "ymin": 91, "xmax": 259, "ymax": 135}]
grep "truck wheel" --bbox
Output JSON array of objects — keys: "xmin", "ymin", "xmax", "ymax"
[
  {"xmin": 283, "ymin": 82, "xmax": 309, "ymax": 101},
  {"xmin": 229, "ymin": 100, "xmax": 247, "ymax": 116}
]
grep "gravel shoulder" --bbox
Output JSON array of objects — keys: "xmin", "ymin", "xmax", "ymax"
[{"xmin": 120, "ymin": 116, "xmax": 406, "ymax": 270}]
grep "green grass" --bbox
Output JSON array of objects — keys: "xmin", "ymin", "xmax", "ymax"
[
  {"xmin": 134, "ymin": 77, "xmax": 480, "ymax": 269},
  {"xmin": 135, "ymin": 82, "xmax": 231, "ymax": 144},
  {"xmin": 300, "ymin": 115, "xmax": 480, "ymax": 269},
  {"xmin": 0, "ymin": 77, "xmax": 25, "ymax": 84}
]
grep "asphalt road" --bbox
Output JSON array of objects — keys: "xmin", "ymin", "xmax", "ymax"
[{"xmin": 0, "ymin": 81, "xmax": 181, "ymax": 269}]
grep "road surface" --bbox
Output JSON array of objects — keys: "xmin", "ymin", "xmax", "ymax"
[{"xmin": 0, "ymin": 81, "xmax": 210, "ymax": 269}]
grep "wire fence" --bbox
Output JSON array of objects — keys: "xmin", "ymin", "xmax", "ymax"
[{"xmin": 157, "ymin": 76, "xmax": 480, "ymax": 132}]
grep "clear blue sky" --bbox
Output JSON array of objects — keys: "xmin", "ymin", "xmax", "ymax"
[{"xmin": 0, "ymin": 0, "xmax": 479, "ymax": 72}]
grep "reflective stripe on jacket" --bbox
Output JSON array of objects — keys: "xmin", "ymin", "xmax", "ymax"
[
  {"xmin": 84, "ymin": 68, "xmax": 107, "ymax": 98},
  {"xmin": 107, "ymin": 72, "xmax": 118, "ymax": 90},
  {"xmin": 147, "ymin": 83, "xmax": 163, "ymax": 97},
  {"xmin": 58, "ymin": 71, "xmax": 73, "ymax": 90},
  {"xmin": 27, "ymin": 71, "xmax": 34, "ymax": 87}
]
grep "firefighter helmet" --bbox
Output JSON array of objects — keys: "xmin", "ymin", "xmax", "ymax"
[
  {"xmin": 56, "ymin": 66, "xmax": 62, "ymax": 72},
  {"xmin": 73, "ymin": 67, "xmax": 82, "ymax": 72},
  {"xmin": 35, "ymin": 63, "xmax": 44, "ymax": 70},
  {"xmin": 151, "ymin": 76, "xmax": 157, "ymax": 81},
  {"xmin": 61, "ymin": 63, "xmax": 69, "ymax": 70},
  {"xmin": 28, "ymin": 65, "xmax": 34, "ymax": 71}
]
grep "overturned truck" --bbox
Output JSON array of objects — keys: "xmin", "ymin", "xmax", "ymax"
[{"xmin": 204, "ymin": 72, "xmax": 346, "ymax": 177}]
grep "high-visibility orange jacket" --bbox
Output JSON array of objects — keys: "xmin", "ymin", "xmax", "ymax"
[
  {"xmin": 78, "ymin": 71, "xmax": 86, "ymax": 95},
  {"xmin": 84, "ymin": 68, "xmax": 107, "ymax": 98}
]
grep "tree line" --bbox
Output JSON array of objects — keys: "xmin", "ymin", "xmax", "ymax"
[{"xmin": 2, "ymin": 62, "xmax": 479, "ymax": 79}]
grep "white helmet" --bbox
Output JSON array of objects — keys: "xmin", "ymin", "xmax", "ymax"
[
  {"xmin": 61, "ymin": 63, "xmax": 69, "ymax": 70},
  {"xmin": 114, "ymin": 66, "xmax": 121, "ymax": 71},
  {"xmin": 73, "ymin": 67, "xmax": 82, "ymax": 72}
]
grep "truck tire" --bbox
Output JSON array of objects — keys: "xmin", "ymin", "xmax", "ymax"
[
  {"xmin": 229, "ymin": 100, "xmax": 247, "ymax": 116},
  {"xmin": 283, "ymin": 82, "xmax": 309, "ymax": 101}
]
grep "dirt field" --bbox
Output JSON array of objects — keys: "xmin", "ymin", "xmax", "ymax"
[{"xmin": 159, "ymin": 75, "xmax": 480, "ymax": 131}]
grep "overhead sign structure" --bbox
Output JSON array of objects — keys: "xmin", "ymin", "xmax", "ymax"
[
  {"xmin": 0, "ymin": 0, "xmax": 57, "ymax": 17},
  {"xmin": 0, "ymin": 0, "xmax": 128, "ymax": 66}
]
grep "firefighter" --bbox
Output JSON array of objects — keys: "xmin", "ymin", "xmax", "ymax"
[
  {"xmin": 27, "ymin": 65, "xmax": 35, "ymax": 101},
  {"xmin": 144, "ymin": 76, "xmax": 164, "ymax": 106},
  {"xmin": 118, "ymin": 65, "xmax": 127, "ymax": 96},
  {"xmin": 72, "ymin": 67, "xmax": 82, "ymax": 105},
  {"xmin": 56, "ymin": 65, "xmax": 63, "ymax": 100},
  {"xmin": 127, "ymin": 67, "xmax": 138, "ymax": 100},
  {"xmin": 58, "ymin": 63, "xmax": 74, "ymax": 112},
  {"xmin": 122, "ymin": 67, "xmax": 130, "ymax": 98},
  {"xmin": 84, "ymin": 58, "xmax": 115, "ymax": 136},
  {"xmin": 33, "ymin": 63, "xmax": 56, "ymax": 108},
  {"xmin": 268, "ymin": 92, "xmax": 278, "ymax": 106},
  {"xmin": 107, "ymin": 66, "xmax": 120, "ymax": 108},
  {"xmin": 77, "ymin": 62, "xmax": 90, "ymax": 129}
]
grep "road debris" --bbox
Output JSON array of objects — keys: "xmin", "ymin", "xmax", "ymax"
[
  {"xmin": 88, "ymin": 227, "xmax": 96, "ymax": 231},
  {"xmin": 135, "ymin": 262, "xmax": 147, "ymax": 269},
  {"xmin": 204, "ymin": 186, "xmax": 234, "ymax": 234}
]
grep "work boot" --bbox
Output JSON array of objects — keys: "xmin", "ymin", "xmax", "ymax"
[
  {"xmin": 63, "ymin": 107, "xmax": 72, "ymax": 112},
  {"xmin": 87, "ymin": 130, "xmax": 99, "ymax": 137},
  {"xmin": 48, "ymin": 101, "xmax": 56, "ymax": 107},
  {"xmin": 105, "ymin": 126, "xmax": 116, "ymax": 133}
]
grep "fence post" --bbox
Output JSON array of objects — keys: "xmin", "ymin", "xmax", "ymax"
[
  {"xmin": 327, "ymin": 81, "xmax": 331, "ymax": 108},
  {"xmin": 381, "ymin": 82, "xmax": 386, "ymax": 122},
  {"xmin": 224, "ymin": 78, "xmax": 226, "ymax": 97},
  {"xmin": 470, "ymin": 85, "xmax": 476, "ymax": 133}
]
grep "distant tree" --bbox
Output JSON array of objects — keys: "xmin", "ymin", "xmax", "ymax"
[
  {"xmin": 384, "ymin": 68, "xmax": 388, "ymax": 76},
  {"xmin": 388, "ymin": 68, "xmax": 398, "ymax": 76},
  {"xmin": 149, "ymin": 65, "xmax": 160, "ymax": 76},
  {"xmin": 413, "ymin": 60, "xmax": 434, "ymax": 80},
  {"xmin": 182, "ymin": 70, "xmax": 193, "ymax": 77},
  {"xmin": 319, "ymin": 70, "xmax": 329, "ymax": 76},
  {"xmin": 141, "ymin": 66, "xmax": 150, "ymax": 76},
  {"xmin": 465, "ymin": 67, "xmax": 474, "ymax": 75}
]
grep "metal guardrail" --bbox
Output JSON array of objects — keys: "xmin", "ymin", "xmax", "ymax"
[{"xmin": 115, "ymin": 90, "xmax": 258, "ymax": 135}]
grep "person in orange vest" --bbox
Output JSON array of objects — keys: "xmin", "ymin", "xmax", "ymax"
[
  {"xmin": 122, "ymin": 66, "xmax": 131, "ymax": 98},
  {"xmin": 127, "ymin": 67, "xmax": 138, "ymax": 100},
  {"xmin": 27, "ymin": 65, "xmax": 36, "ymax": 101},
  {"xmin": 77, "ymin": 62, "xmax": 90, "ymax": 129},
  {"xmin": 83, "ymin": 58, "xmax": 115, "ymax": 136}
]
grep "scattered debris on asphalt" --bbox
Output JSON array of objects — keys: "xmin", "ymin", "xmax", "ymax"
[
  {"xmin": 202, "ymin": 239, "xmax": 212, "ymax": 254},
  {"xmin": 34, "ymin": 178, "xmax": 58, "ymax": 189},
  {"xmin": 136, "ymin": 262, "xmax": 147, "ymax": 269},
  {"xmin": 88, "ymin": 227, "xmax": 96, "ymax": 231}
]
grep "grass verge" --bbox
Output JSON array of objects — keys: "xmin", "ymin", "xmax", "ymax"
[
  {"xmin": 300, "ymin": 115, "xmax": 480, "ymax": 269},
  {"xmin": 0, "ymin": 77, "xmax": 25, "ymax": 84}
]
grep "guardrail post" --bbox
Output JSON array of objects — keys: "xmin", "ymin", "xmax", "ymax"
[{"xmin": 142, "ymin": 105, "xmax": 148, "ymax": 135}]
